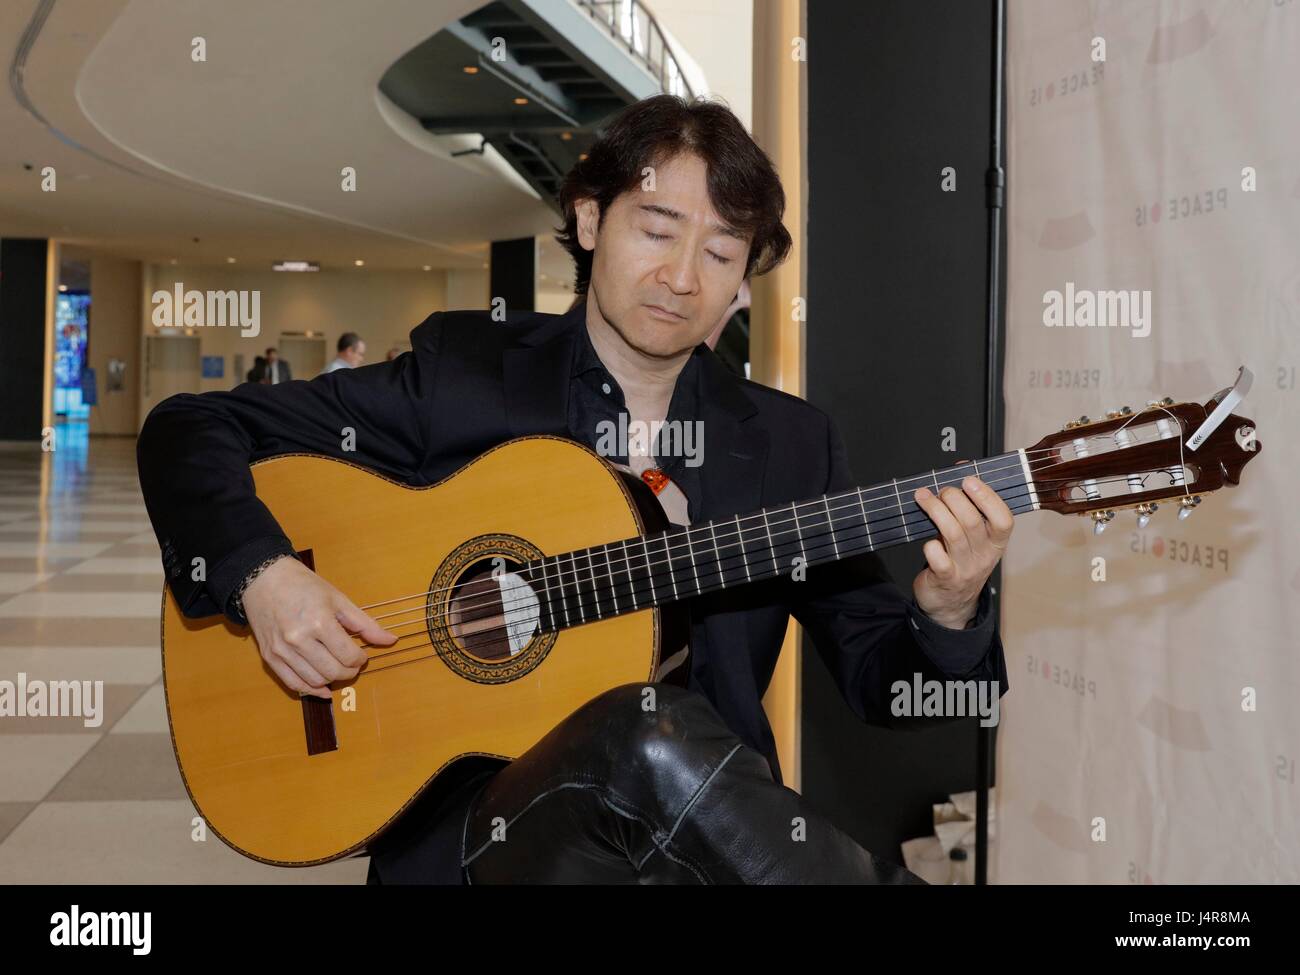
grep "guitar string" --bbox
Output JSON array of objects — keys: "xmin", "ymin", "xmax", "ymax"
[
  {"xmin": 363, "ymin": 469, "xmax": 1169, "ymax": 650},
  {"xmin": 351, "ymin": 430, "xmax": 1157, "ymax": 615},
  {"xmin": 361, "ymin": 453, "xmax": 1035, "ymax": 619},
  {"xmin": 346, "ymin": 491, "xmax": 1046, "ymax": 679},
  {"xmin": 354, "ymin": 471, "xmax": 1158, "ymax": 661},
  {"xmin": 359, "ymin": 459, "xmax": 1183, "ymax": 634},
  {"xmin": 359, "ymin": 464, "xmax": 1179, "ymax": 638},
  {"xmin": 355, "ymin": 425, "xmax": 1190, "ymax": 619}
]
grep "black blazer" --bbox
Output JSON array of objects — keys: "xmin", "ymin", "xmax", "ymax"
[{"xmin": 137, "ymin": 300, "xmax": 1008, "ymax": 786}]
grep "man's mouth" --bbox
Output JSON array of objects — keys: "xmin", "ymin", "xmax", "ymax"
[{"xmin": 644, "ymin": 303, "xmax": 686, "ymax": 321}]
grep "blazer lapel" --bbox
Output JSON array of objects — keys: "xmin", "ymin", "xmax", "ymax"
[
  {"xmin": 502, "ymin": 304, "xmax": 583, "ymax": 438},
  {"xmin": 697, "ymin": 351, "xmax": 768, "ymax": 520}
]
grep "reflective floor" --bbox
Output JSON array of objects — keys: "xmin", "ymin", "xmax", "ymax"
[{"xmin": 0, "ymin": 424, "xmax": 365, "ymax": 882}]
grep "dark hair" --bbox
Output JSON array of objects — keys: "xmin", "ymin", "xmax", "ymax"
[
  {"xmin": 337, "ymin": 332, "xmax": 361, "ymax": 353},
  {"xmin": 265, "ymin": 347, "xmax": 277, "ymax": 356},
  {"xmin": 555, "ymin": 94, "xmax": 792, "ymax": 297}
]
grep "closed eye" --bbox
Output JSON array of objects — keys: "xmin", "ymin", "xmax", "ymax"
[{"xmin": 643, "ymin": 231, "xmax": 670, "ymax": 242}]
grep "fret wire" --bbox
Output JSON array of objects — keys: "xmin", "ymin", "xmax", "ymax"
[
  {"xmin": 641, "ymin": 536, "xmax": 658, "ymax": 603},
  {"xmin": 734, "ymin": 513, "xmax": 751, "ymax": 582},
  {"xmin": 707, "ymin": 521, "xmax": 725, "ymax": 588},
  {"xmin": 761, "ymin": 508, "xmax": 779, "ymax": 576},
  {"xmin": 603, "ymin": 543, "xmax": 619, "ymax": 615},
  {"xmin": 663, "ymin": 531, "xmax": 681, "ymax": 600},
  {"xmin": 892, "ymin": 479, "xmax": 910, "ymax": 541},
  {"xmin": 687, "ymin": 525, "xmax": 702, "ymax": 593},
  {"xmin": 621, "ymin": 539, "xmax": 638, "ymax": 611},
  {"xmin": 857, "ymin": 488, "xmax": 873, "ymax": 549},
  {"xmin": 552, "ymin": 555, "xmax": 570, "ymax": 627},
  {"xmin": 792, "ymin": 502, "xmax": 806, "ymax": 563},
  {"xmin": 569, "ymin": 552, "xmax": 585, "ymax": 622},
  {"xmin": 585, "ymin": 548, "xmax": 601, "ymax": 618},
  {"xmin": 822, "ymin": 496, "xmax": 839, "ymax": 559}
]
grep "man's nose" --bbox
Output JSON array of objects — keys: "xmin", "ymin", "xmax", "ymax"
[{"xmin": 657, "ymin": 245, "xmax": 700, "ymax": 295}]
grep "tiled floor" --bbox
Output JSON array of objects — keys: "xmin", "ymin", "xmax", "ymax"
[{"xmin": 0, "ymin": 425, "xmax": 367, "ymax": 883}]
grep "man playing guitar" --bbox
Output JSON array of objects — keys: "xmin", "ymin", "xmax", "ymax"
[{"xmin": 138, "ymin": 94, "xmax": 1013, "ymax": 884}]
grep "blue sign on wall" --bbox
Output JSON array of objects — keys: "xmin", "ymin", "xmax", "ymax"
[{"xmin": 202, "ymin": 356, "xmax": 225, "ymax": 379}]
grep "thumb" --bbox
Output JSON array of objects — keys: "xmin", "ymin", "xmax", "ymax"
[{"xmin": 335, "ymin": 597, "xmax": 397, "ymax": 646}]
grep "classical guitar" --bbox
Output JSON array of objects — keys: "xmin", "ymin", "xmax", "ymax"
[{"xmin": 162, "ymin": 372, "xmax": 1260, "ymax": 865}]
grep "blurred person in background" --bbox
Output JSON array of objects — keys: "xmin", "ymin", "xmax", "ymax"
[{"xmin": 322, "ymin": 332, "xmax": 366, "ymax": 373}]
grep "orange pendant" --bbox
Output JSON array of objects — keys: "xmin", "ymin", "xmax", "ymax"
[{"xmin": 640, "ymin": 468, "xmax": 671, "ymax": 495}]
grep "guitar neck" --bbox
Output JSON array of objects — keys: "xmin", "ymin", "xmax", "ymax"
[{"xmin": 525, "ymin": 449, "xmax": 1040, "ymax": 632}]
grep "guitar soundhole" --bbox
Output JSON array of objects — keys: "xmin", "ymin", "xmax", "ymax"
[{"xmin": 448, "ymin": 558, "xmax": 533, "ymax": 662}]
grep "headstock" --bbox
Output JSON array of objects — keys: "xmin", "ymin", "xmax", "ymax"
[{"xmin": 1024, "ymin": 369, "xmax": 1260, "ymax": 533}]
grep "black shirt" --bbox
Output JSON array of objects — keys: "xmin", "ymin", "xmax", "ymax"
[{"xmin": 566, "ymin": 320, "xmax": 703, "ymax": 520}]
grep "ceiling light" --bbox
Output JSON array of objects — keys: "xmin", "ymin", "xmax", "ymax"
[
  {"xmin": 354, "ymin": 259, "xmax": 365, "ymax": 267},
  {"xmin": 226, "ymin": 257, "xmax": 236, "ymax": 264},
  {"xmin": 463, "ymin": 66, "xmax": 479, "ymax": 74},
  {"xmin": 58, "ymin": 284, "xmax": 68, "ymax": 292},
  {"xmin": 422, "ymin": 265, "xmax": 431, "ymax": 271},
  {"xmin": 272, "ymin": 260, "xmax": 320, "ymax": 272},
  {"xmin": 513, "ymin": 97, "xmax": 528, "ymax": 105}
]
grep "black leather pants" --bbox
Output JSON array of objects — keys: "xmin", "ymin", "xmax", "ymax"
[{"xmin": 458, "ymin": 682, "xmax": 924, "ymax": 884}]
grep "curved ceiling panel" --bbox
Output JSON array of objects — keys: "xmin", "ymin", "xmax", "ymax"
[{"xmin": 70, "ymin": 0, "xmax": 559, "ymax": 264}]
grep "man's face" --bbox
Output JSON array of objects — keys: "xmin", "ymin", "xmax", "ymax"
[
  {"xmin": 345, "ymin": 341, "xmax": 366, "ymax": 366},
  {"xmin": 266, "ymin": 351, "xmax": 278, "ymax": 364},
  {"xmin": 576, "ymin": 152, "xmax": 749, "ymax": 359}
]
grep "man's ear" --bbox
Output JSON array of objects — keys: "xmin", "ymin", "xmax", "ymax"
[{"xmin": 575, "ymin": 198, "xmax": 601, "ymax": 251}]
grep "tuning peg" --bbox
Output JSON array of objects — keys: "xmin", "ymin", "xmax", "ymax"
[
  {"xmin": 1176, "ymin": 495, "xmax": 1202, "ymax": 520},
  {"xmin": 1064, "ymin": 415, "xmax": 1091, "ymax": 430},
  {"xmin": 1091, "ymin": 510, "xmax": 1116, "ymax": 534},
  {"xmin": 1136, "ymin": 502, "xmax": 1158, "ymax": 529},
  {"xmin": 1161, "ymin": 396, "xmax": 1174, "ymax": 406}
]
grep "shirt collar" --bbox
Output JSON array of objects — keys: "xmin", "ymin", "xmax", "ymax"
[{"xmin": 569, "ymin": 300, "xmax": 707, "ymax": 408}]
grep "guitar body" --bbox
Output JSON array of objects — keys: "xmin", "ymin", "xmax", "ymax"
[{"xmin": 162, "ymin": 436, "xmax": 682, "ymax": 865}]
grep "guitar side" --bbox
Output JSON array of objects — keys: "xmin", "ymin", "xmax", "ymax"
[{"xmin": 161, "ymin": 436, "xmax": 664, "ymax": 865}]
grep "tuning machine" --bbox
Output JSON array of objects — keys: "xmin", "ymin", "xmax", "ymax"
[
  {"xmin": 1177, "ymin": 495, "xmax": 1202, "ymax": 521},
  {"xmin": 1091, "ymin": 509, "xmax": 1116, "ymax": 535},
  {"xmin": 1135, "ymin": 502, "xmax": 1158, "ymax": 528}
]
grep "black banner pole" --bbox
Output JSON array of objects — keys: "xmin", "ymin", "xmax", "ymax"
[{"xmin": 976, "ymin": 0, "xmax": 1008, "ymax": 887}]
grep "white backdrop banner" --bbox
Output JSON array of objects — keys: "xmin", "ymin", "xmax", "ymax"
[{"xmin": 996, "ymin": 0, "xmax": 1298, "ymax": 883}]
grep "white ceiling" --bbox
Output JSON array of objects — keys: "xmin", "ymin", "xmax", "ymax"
[{"xmin": 0, "ymin": 0, "xmax": 566, "ymax": 270}]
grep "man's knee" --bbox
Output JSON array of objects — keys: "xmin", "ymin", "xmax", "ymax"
[
  {"xmin": 574, "ymin": 682, "xmax": 761, "ymax": 808},
  {"xmin": 576, "ymin": 682, "xmax": 728, "ymax": 753}
]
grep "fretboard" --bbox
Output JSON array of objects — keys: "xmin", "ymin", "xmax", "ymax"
[{"xmin": 521, "ymin": 450, "xmax": 1039, "ymax": 632}]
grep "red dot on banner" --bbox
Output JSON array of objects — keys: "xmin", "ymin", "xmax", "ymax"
[
  {"xmin": 1042, "ymin": 661, "xmax": 1050, "ymax": 678},
  {"xmin": 1044, "ymin": 370, "xmax": 1052, "ymax": 387},
  {"xmin": 1151, "ymin": 202, "xmax": 1161, "ymax": 223},
  {"xmin": 1046, "ymin": 82, "xmax": 1055, "ymax": 100},
  {"xmin": 1153, "ymin": 538, "xmax": 1164, "ymax": 557}
]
